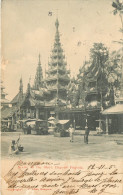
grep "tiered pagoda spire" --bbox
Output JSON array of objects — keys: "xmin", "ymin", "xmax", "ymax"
[
  {"xmin": 33, "ymin": 54, "xmax": 43, "ymax": 90},
  {"xmin": 46, "ymin": 18, "xmax": 70, "ymax": 104}
]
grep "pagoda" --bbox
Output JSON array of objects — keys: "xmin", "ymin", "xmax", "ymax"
[{"xmin": 46, "ymin": 19, "xmax": 70, "ymax": 106}]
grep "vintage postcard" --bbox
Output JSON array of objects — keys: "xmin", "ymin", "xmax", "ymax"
[{"xmin": 1, "ymin": 0, "xmax": 123, "ymax": 194}]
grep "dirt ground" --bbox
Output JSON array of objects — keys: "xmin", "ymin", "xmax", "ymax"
[{"xmin": 1, "ymin": 132, "xmax": 123, "ymax": 160}]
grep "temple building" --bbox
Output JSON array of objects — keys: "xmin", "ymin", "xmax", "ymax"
[
  {"xmin": 75, "ymin": 56, "xmax": 114, "ymax": 130},
  {"xmin": 102, "ymin": 55, "xmax": 123, "ymax": 134},
  {"xmin": 19, "ymin": 19, "xmax": 70, "ymax": 122},
  {"xmin": 2, "ymin": 19, "xmax": 122, "ymax": 134},
  {"xmin": 1, "ymin": 78, "xmax": 24, "ymax": 130}
]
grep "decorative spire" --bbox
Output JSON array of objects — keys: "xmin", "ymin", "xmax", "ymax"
[
  {"xmin": 38, "ymin": 54, "xmax": 41, "ymax": 65},
  {"xmin": 55, "ymin": 18, "xmax": 59, "ymax": 30},
  {"xmin": 27, "ymin": 82, "xmax": 31, "ymax": 95},
  {"xmin": 19, "ymin": 76, "xmax": 23, "ymax": 94},
  {"xmin": 33, "ymin": 54, "xmax": 43, "ymax": 90}
]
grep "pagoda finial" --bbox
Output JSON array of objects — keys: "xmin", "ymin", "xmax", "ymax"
[
  {"xmin": 55, "ymin": 18, "xmax": 59, "ymax": 30},
  {"xmin": 38, "ymin": 53, "xmax": 41, "ymax": 65}
]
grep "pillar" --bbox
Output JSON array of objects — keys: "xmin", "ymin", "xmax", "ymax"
[
  {"xmin": 106, "ymin": 115, "xmax": 109, "ymax": 135},
  {"xmin": 36, "ymin": 107, "xmax": 39, "ymax": 119},
  {"xmin": 12, "ymin": 115, "xmax": 14, "ymax": 130}
]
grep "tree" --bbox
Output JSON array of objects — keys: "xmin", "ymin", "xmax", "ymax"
[
  {"xmin": 112, "ymin": 0, "xmax": 123, "ymax": 29},
  {"xmin": 106, "ymin": 51, "xmax": 121, "ymax": 88},
  {"xmin": 90, "ymin": 43, "xmax": 109, "ymax": 69},
  {"xmin": 90, "ymin": 43, "xmax": 109, "ymax": 95},
  {"xmin": 112, "ymin": 0, "xmax": 123, "ymax": 96}
]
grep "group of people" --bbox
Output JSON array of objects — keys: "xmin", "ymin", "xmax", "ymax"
[{"xmin": 68, "ymin": 124, "xmax": 90, "ymax": 144}]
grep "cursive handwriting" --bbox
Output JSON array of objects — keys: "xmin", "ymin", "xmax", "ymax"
[{"xmin": 3, "ymin": 161, "xmax": 123, "ymax": 195}]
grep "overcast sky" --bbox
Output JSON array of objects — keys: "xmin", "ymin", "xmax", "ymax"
[{"xmin": 1, "ymin": 0, "xmax": 121, "ymax": 100}]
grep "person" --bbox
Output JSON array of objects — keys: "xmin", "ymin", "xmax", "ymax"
[
  {"xmin": 9, "ymin": 140, "xmax": 19, "ymax": 155},
  {"xmin": 9, "ymin": 134, "xmax": 23, "ymax": 154},
  {"xmin": 27, "ymin": 125, "xmax": 31, "ymax": 134},
  {"xmin": 68, "ymin": 124, "xmax": 75, "ymax": 142},
  {"xmin": 84, "ymin": 126, "xmax": 90, "ymax": 144}
]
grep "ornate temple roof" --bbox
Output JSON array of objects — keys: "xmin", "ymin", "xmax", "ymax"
[
  {"xmin": 11, "ymin": 93, "xmax": 20, "ymax": 104},
  {"xmin": 20, "ymin": 82, "xmax": 45, "ymax": 107},
  {"xmin": 1, "ymin": 106, "xmax": 18, "ymax": 119}
]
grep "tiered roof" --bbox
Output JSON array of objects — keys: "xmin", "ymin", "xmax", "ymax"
[
  {"xmin": 46, "ymin": 19, "xmax": 70, "ymax": 103},
  {"xmin": 1, "ymin": 106, "xmax": 18, "ymax": 119},
  {"xmin": 21, "ymin": 83, "xmax": 44, "ymax": 108}
]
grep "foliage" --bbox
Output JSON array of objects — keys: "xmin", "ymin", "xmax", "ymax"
[
  {"xmin": 106, "ymin": 50, "xmax": 121, "ymax": 89},
  {"xmin": 90, "ymin": 43, "xmax": 109, "ymax": 68},
  {"xmin": 112, "ymin": 0, "xmax": 123, "ymax": 15}
]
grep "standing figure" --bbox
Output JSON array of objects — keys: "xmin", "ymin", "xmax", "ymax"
[
  {"xmin": 84, "ymin": 126, "xmax": 90, "ymax": 144},
  {"xmin": 27, "ymin": 125, "xmax": 31, "ymax": 134},
  {"xmin": 69, "ymin": 124, "xmax": 75, "ymax": 142}
]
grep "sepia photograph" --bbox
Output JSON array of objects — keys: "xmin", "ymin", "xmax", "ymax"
[{"xmin": 1, "ymin": 0, "xmax": 123, "ymax": 194}]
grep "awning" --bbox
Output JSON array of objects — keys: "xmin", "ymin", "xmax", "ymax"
[
  {"xmin": 57, "ymin": 120, "xmax": 69, "ymax": 125},
  {"xmin": 1, "ymin": 120, "xmax": 11, "ymax": 122},
  {"xmin": 18, "ymin": 119, "xmax": 44, "ymax": 123},
  {"xmin": 96, "ymin": 120, "xmax": 104, "ymax": 121},
  {"xmin": 48, "ymin": 120, "xmax": 69, "ymax": 125},
  {"xmin": 18, "ymin": 119, "xmax": 28, "ymax": 122},
  {"xmin": 26, "ymin": 121, "xmax": 36, "ymax": 126},
  {"xmin": 102, "ymin": 104, "xmax": 123, "ymax": 115},
  {"xmin": 36, "ymin": 119, "xmax": 44, "ymax": 122}
]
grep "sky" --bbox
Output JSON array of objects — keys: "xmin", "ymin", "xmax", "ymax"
[{"xmin": 1, "ymin": 0, "xmax": 122, "ymax": 100}]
